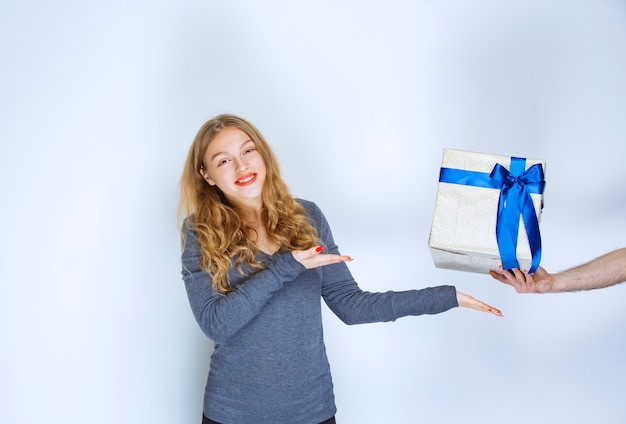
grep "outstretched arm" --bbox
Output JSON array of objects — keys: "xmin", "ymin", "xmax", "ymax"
[
  {"xmin": 489, "ymin": 248, "xmax": 626, "ymax": 293},
  {"xmin": 304, "ymin": 202, "xmax": 503, "ymax": 322}
]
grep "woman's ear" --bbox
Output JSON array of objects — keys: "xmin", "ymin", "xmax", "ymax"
[{"xmin": 199, "ymin": 166, "xmax": 216, "ymax": 186}]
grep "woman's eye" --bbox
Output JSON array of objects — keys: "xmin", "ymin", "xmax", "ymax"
[
  {"xmin": 217, "ymin": 159, "xmax": 230, "ymax": 166},
  {"xmin": 244, "ymin": 147, "xmax": 256, "ymax": 154}
]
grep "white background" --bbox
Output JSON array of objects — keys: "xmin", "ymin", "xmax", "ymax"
[{"xmin": 1, "ymin": 1, "xmax": 625, "ymax": 423}]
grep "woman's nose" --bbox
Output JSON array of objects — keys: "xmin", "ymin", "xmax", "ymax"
[{"xmin": 234, "ymin": 158, "xmax": 248, "ymax": 171}]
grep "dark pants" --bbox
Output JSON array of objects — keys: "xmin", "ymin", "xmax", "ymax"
[{"xmin": 202, "ymin": 414, "xmax": 336, "ymax": 424}]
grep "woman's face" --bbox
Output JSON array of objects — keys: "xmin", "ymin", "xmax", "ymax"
[{"xmin": 200, "ymin": 127, "xmax": 267, "ymax": 209}]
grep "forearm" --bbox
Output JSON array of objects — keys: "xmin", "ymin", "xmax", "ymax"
[
  {"xmin": 325, "ymin": 286, "xmax": 458, "ymax": 325},
  {"xmin": 552, "ymin": 248, "xmax": 626, "ymax": 292},
  {"xmin": 322, "ymin": 263, "xmax": 458, "ymax": 324},
  {"xmin": 184, "ymin": 252, "xmax": 305, "ymax": 343}
]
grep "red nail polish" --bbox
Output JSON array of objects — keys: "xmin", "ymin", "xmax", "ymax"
[{"xmin": 315, "ymin": 246, "xmax": 324, "ymax": 253}]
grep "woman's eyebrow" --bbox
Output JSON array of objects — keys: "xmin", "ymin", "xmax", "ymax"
[{"xmin": 210, "ymin": 139, "xmax": 254, "ymax": 162}]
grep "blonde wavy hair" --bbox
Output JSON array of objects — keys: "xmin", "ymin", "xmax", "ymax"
[{"xmin": 178, "ymin": 114, "xmax": 320, "ymax": 294}]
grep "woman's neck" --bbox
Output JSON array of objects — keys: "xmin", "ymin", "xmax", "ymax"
[
  {"xmin": 233, "ymin": 204, "xmax": 279, "ymax": 254},
  {"xmin": 237, "ymin": 206, "xmax": 263, "ymax": 227},
  {"xmin": 229, "ymin": 196, "xmax": 263, "ymax": 222}
]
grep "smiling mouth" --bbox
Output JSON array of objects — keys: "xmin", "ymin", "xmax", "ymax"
[{"xmin": 235, "ymin": 173, "xmax": 257, "ymax": 186}]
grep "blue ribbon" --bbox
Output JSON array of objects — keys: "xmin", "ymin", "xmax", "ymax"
[{"xmin": 439, "ymin": 157, "xmax": 545, "ymax": 273}]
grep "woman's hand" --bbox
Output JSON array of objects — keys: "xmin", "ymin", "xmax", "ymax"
[
  {"xmin": 489, "ymin": 267, "xmax": 555, "ymax": 293},
  {"xmin": 456, "ymin": 291, "xmax": 503, "ymax": 317},
  {"xmin": 292, "ymin": 246, "xmax": 352, "ymax": 270}
]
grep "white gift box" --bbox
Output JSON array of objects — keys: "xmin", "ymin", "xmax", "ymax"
[{"xmin": 428, "ymin": 148, "xmax": 546, "ymax": 274}]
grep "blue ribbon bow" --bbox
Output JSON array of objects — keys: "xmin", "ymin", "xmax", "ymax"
[{"xmin": 439, "ymin": 157, "xmax": 545, "ymax": 273}]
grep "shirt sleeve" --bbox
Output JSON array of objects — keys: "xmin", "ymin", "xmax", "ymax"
[
  {"xmin": 304, "ymin": 202, "xmax": 459, "ymax": 324},
  {"xmin": 180, "ymin": 219, "xmax": 306, "ymax": 344}
]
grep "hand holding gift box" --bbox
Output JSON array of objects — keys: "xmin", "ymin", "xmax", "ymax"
[{"xmin": 428, "ymin": 148, "xmax": 546, "ymax": 274}]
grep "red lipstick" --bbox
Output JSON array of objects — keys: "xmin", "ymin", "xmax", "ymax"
[{"xmin": 235, "ymin": 173, "xmax": 257, "ymax": 186}]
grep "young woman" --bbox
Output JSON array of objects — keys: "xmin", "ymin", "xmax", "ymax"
[{"xmin": 178, "ymin": 114, "xmax": 502, "ymax": 424}]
